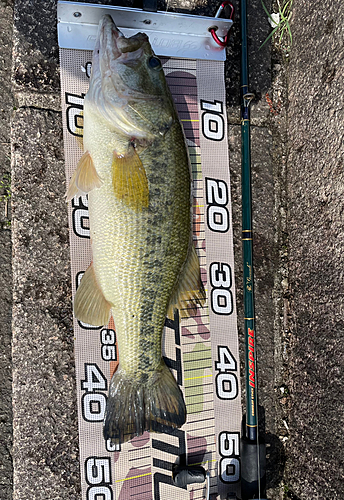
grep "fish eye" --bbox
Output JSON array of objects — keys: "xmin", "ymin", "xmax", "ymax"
[{"xmin": 148, "ymin": 56, "xmax": 162, "ymax": 70}]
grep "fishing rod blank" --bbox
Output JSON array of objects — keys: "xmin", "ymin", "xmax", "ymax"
[
  {"xmin": 171, "ymin": 0, "xmax": 269, "ymax": 497},
  {"xmin": 239, "ymin": 0, "xmax": 268, "ymax": 499}
]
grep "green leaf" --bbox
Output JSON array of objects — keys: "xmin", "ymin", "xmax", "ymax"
[
  {"xmin": 281, "ymin": 0, "xmax": 292, "ymax": 16},
  {"xmin": 260, "ymin": 0, "xmax": 293, "ymax": 50},
  {"xmin": 259, "ymin": 24, "xmax": 280, "ymax": 49},
  {"xmin": 261, "ymin": 0, "xmax": 278, "ymax": 25},
  {"xmin": 286, "ymin": 20, "xmax": 293, "ymax": 44}
]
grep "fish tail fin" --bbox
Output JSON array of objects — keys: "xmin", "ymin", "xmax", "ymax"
[{"xmin": 103, "ymin": 360, "xmax": 186, "ymax": 444}]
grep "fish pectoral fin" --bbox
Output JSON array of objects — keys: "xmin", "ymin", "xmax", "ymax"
[
  {"xmin": 112, "ymin": 145, "xmax": 149, "ymax": 211},
  {"xmin": 167, "ymin": 243, "xmax": 206, "ymax": 319},
  {"xmin": 74, "ymin": 262, "xmax": 111, "ymax": 326},
  {"xmin": 66, "ymin": 151, "xmax": 102, "ymax": 202}
]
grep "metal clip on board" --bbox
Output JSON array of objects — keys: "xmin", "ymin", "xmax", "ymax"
[{"xmin": 57, "ymin": 1, "xmax": 234, "ymax": 61}]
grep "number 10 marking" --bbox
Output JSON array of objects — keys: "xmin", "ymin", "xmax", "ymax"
[{"xmin": 201, "ymin": 100, "xmax": 224, "ymax": 141}]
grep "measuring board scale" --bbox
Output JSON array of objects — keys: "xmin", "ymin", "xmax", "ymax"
[{"xmin": 60, "ymin": 49, "xmax": 241, "ymax": 500}]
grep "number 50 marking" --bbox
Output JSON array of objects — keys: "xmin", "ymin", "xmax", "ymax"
[
  {"xmin": 85, "ymin": 457, "xmax": 113, "ymax": 499},
  {"xmin": 219, "ymin": 432, "xmax": 240, "ymax": 483}
]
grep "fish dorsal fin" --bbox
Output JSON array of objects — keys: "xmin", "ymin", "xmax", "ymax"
[
  {"xmin": 167, "ymin": 243, "xmax": 206, "ymax": 319},
  {"xmin": 66, "ymin": 151, "xmax": 102, "ymax": 202},
  {"xmin": 74, "ymin": 262, "xmax": 112, "ymax": 326},
  {"xmin": 112, "ymin": 145, "xmax": 149, "ymax": 211}
]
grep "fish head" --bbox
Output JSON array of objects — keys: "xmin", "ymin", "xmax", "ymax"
[{"xmin": 88, "ymin": 15, "xmax": 175, "ymax": 139}]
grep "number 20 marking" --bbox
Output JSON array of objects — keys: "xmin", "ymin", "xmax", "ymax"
[{"xmin": 205, "ymin": 178, "xmax": 229, "ymax": 233}]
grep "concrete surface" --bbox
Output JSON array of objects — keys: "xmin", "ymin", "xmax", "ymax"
[
  {"xmin": 0, "ymin": 1, "xmax": 14, "ymax": 499},
  {"xmin": 12, "ymin": 108, "xmax": 80, "ymax": 499},
  {"xmin": 285, "ymin": 1, "xmax": 344, "ymax": 499},
  {"xmin": 7, "ymin": 0, "xmax": 282, "ymax": 498},
  {"xmin": 2, "ymin": 0, "xmax": 343, "ymax": 499},
  {"xmin": 11, "ymin": 0, "xmax": 80, "ymax": 497},
  {"xmin": 9, "ymin": 0, "xmax": 282, "ymax": 498}
]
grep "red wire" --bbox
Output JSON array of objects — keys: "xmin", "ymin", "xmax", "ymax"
[
  {"xmin": 220, "ymin": 1, "xmax": 234, "ymax": 19},
  {"xmin": 210, "ymin": 1, "xmax": 234, "ymax": 48},
  {"xmin": 210, "ymin": 28, "xmax": 228, "ymax": 47}
]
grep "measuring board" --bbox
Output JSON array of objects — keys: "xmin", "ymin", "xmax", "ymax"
[{"xmin": 59, "ymin": 8, "xmax": 242, "ymax": 500}]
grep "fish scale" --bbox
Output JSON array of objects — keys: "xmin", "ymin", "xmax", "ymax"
[
  {"xmin": 70, "ymin": 15, "xmax": 205, "ymax": 443},
  {"xmin": 86, "ymin": 121, "xmax": 189, "ymax": 369}
]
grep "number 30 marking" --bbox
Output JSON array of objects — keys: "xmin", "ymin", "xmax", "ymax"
[{"xmin": 210, "ymin": 262, "xmax": 233, "ymax": 315}]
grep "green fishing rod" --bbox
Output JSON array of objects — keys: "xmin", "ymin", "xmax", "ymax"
[{"xmin": 240, "ymin": 0, "xmax": 268, "ymax": 499}]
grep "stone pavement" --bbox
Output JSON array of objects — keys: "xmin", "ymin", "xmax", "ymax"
[
  {"xmin": 0, "ymin": 1, "xmax": 14, "ymax": 499},
  {"xmin": 285, "ymin": 1, "xmax": 344, "ymax": 498},
  {"xmin": 1, "ymin": 0, "xmax": 343, "ymax": 499}
]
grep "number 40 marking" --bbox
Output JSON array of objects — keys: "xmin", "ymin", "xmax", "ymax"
[
  {"xmin": 81, "ymin": 363, "xmax": 107, "ymax": 423},
  {"xmin": 215, "ymin": 346, "xmax": 238, "ymax": 400}
]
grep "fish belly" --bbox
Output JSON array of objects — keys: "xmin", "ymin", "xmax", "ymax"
[
  {"xmin": 80, "ymin": 108, "xmax": 194, "ymax": 442},
  {"xmin": 87, "ymin": 120, "xmax": 191, "ymax": 377}
]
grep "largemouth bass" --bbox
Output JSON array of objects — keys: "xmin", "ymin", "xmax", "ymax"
[{"xmin": 67, "ymin": 15, "xmax": 205, "ymax": 443}]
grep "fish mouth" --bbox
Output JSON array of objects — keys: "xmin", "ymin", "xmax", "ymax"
[
  {"xmin": 97, "ymin": 15, "xmax": 149, "ymax": 64},
  {"xmin": 89, "ymin": 15, "xmax": 174, "ymax": 139}
]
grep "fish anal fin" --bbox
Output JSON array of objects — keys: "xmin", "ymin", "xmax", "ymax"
[
  {"xmin": 74, "ymin": 262, "xmax": 111, "ymax": 326},
  {"xmin": 112, "ymin": 146, "xmax": 149, "ymax": 211},
  {"xmin": 168, "ymin": 244, "xmax": 206, "ymax": 319},
  {"xmin": 66, "ymin": 151, "xmax": 102, "ymax": 202}
]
